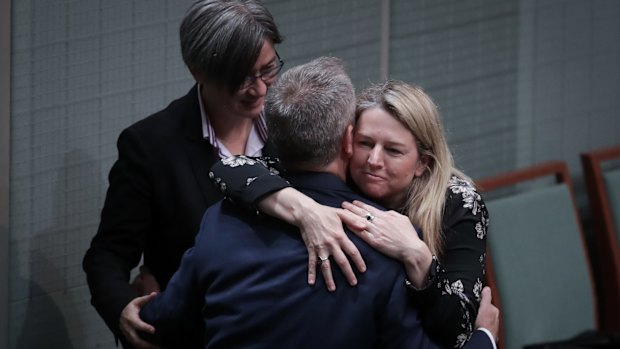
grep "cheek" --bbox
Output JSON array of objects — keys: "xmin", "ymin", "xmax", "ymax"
[
  {"xmin": 386, "ymin": 162, "xmax": 416, "ymax": 188},
  {"xmin": 349, "ymin": 148, "xmax": 368, "ymax": 169}
]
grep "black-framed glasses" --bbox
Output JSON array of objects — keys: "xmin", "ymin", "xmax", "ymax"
[{"xmin": 240, "ymin": 52, "xmax": 284, "ymax": 90}]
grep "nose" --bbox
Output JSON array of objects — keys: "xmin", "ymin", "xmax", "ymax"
[
  {"xmin": 246, "ymin": 78, "xmax": 269, "ymax": 97},
  {"xmin": 367, "ymin": 147, "xmax": 383, "ymax": 168}
]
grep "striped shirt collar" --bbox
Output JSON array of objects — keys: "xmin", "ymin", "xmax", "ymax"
[{"xmin": 197, "ymin": 84, "xmax": 268, "ymax": 158}]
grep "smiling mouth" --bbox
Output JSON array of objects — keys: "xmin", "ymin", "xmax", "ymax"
[
  {"xmin": 362, "ymin": 172, "xmax": 385, "ymax": 181},
  {"xmin": 242, "ymin": 98, "xmax": 262, "ymax": 108}
]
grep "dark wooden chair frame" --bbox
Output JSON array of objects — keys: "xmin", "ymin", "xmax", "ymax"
[
  {"xmin": 476, "ymin": 161, "xmax": 600, "ymax": 349},
  {"xmin": 581, "ymin": 145, "xmax": 620, "ymax": 331}
]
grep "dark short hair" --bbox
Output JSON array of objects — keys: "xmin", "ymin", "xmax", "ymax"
[
  {"xmin": 180, "ymin": 0, "xmax": 283, "ymax": 93},
  {"xmin": 266, "ymin": 57, "xmax": 355, "ymax": 169}
]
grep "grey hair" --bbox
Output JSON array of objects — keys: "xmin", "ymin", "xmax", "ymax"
[
  {"xmin": 266, "ymin": 56, "xmax": 355, "ymax": 169},
  {"xmin": 180, "ymin": 0, "xmax": 282, "ymax": 93}
]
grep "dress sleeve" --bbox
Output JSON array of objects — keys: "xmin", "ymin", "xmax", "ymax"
[
  {"xmin": 407, "ymin": 177, "xmax": 489, "ymax": 348},
  {"xmin": 209, "ymin": 155, "xmax": 291, "ymax": 212}
]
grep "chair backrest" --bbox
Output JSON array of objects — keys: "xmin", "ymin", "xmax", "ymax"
[
  {"xmin": 581, "ymin": 144, "xmax": 620, "ymax": 331},
  {"xmin": 476, "ymin": 161, "xmax": 598, "ymax": 349}
]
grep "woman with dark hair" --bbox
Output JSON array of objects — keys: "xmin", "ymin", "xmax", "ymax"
[{"xmin": 83, "ymin": 1, "xmax": 284, "ymax": 348}]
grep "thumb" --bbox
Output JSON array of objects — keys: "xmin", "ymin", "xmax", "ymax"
[
  {"xmin": 480, "ymin": 286, "xmax": 492, "ymax": 305},
  {"xmin": 135, "ymin": 292, "xmax": 158, "ymax": 307}
]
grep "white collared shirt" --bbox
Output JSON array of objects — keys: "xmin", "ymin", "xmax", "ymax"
[{"xmin": 197, "ymin": 84, "xmax": 268, "ymax": 158}]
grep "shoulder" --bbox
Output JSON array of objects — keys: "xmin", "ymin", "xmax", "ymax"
[
  {"xmin": 445, "ymin": 176, "xmax": 484, "ymax": 212},
  {"xmin": 443, "ymin": 175, "xmax": 488, "ymax": 229},
  {"xmin": 124, "ymin": 86, "xmax": 199, "ymax": 141}
]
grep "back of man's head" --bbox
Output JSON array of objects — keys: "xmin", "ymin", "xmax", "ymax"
[{"xmin": 265, "ymin": 57, "xmax": 355, "ymax": 169}]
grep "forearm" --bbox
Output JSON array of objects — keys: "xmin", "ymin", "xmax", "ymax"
[
  {"xmin": 210, "ymin": 155, "xmax": 291, "ymax": 209},
  {"xmin": 258, "ymin": 187, "xmax": 322, "ymax": 226},
  {"xmin": 408, "ymin": 225, "xmax": 486, "ymax": 348},
  {"xmin": 83, "ymin": 247, "xmax": 139, "ymax": 336},
  {"xmin": 400, "ymin": 242, "xmax": 434, "ymax": 289}
]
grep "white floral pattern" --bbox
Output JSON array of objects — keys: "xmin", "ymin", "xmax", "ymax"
[
  {"xmin": 222, "ymin": 155, "xmax": 257, "ymax": 167},
  {"xmin": 434, "ymin": 176, "xmax": 489, "ymax": 348},
  {"xmin": 473, "ymin": 279, "xmax": 482, "ymax": 301},
  {"xmin": 246, "ymin": 177, "xmax": 257, "ymax": 187},
  {"xmin": 449, "ymin": 177, "xmax": 482, "ymax": 216}
]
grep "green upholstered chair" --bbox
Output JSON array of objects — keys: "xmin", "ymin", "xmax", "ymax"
[
  {"xmin": 476, "ymin": 161, "xmax": 598, "ymax": 349},
  {"xmin": 581, "ymin": 145, "xmax": 620, "ymax": 331}
]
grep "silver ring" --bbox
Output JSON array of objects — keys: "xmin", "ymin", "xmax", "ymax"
[
  {"xmin": 365, "ymin": 212, "xmax": 375, "ymax": 222},
  {"xmin": 317, "ymin": 256, "xmax": 329, "ymax": 266}
]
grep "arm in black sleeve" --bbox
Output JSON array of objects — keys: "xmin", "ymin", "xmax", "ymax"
[
  {"xmin": 209, "ymin": 155, "xmax": 291, "ymax": 211},
  {"xmin": 83, "ymin": 127, "xmax": 152, "ymax": 339},
  {"xmin": 408, "ymin": 178, "xmax": 489, "ymax": 348}
]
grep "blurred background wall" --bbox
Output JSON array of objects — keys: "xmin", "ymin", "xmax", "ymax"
[{"xmin": 3, "ymin": 0, "xmax": 619, "ymax": 347}]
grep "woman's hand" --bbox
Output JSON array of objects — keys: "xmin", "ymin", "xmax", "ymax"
[
  {"xmin": 119, "ymin": 292, "xmax": 160, "ymax": 349},
  {"xmin": 256, "ymin": 187, "xmax": 366, "ymax": 291},
  {"xmin": 296, "ymin": 204, "xmax": 367, "ymax": 292},
  {"xmin": 339, "ymin": 200, "xmax": 433, "ymax": 288}
]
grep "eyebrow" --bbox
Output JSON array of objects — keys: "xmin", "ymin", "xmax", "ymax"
[{"xmin": 356, "ymin": 133, "xmax": 409, "ymax": 148}]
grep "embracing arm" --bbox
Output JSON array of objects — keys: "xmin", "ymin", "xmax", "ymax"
[
  {"xmin": 338, "ymin": 181, "xmax": 489, "ymax": 348},
  {"xmin": 83, "ymin": 127, "xmax": 153, "ymax": 343},
  {"xmin": 409, "ymin": 183, "xmax": 489, "ymax": 348},
  {"xmin": 209, "ymin": 155, "xmax": 366, "ymax": 290}
]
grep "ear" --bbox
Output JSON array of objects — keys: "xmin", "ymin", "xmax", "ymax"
[
  {"xmin": 414, "ymin": 154, "xmax": 431, "ymax": 177},
  {"xmin": 189, "ymin": 67, "xmax": 204, "ymax": 83},
  {"xmin": 341, "ymin": 124, "xmax": 354, "ymax": 159}
]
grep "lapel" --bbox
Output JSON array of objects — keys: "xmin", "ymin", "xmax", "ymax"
[
  {"xmin": 181, "ymin": 85, "xmax": 224, "ymax": 207},
  {"xmin": 180, "ymin": 85, "xmax": 279, "ymax": 207}
]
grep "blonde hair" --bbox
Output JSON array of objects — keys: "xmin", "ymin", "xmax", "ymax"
[{"xmin": 356, "ymin": 81, "xmax": 472, "ymax": 257}]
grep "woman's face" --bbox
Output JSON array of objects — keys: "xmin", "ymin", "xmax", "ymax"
[
  {"xmin": 349, "ymin": 107, "xmax": 426, "ymax": 209},
  {"xmin": 203, "ymin": 39, "xmax": 279, "ymax": 120}
]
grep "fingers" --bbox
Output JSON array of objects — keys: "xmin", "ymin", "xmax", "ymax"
[
  {"xmin": 342, "ymin": 201, "xmax": 370, "ymax": 217},
  {"xmin": 128, "ymin": 294, "xmax": 158, "ymax": 333},
  {"xmin": 342, "ymin": 238, "xmax": 366, "ymax": 274},
  {"xmin": 311, "ymin": 238, "xmax": 366, "ymax": 290},
  {"xmin": 480, "ymin": 286, "xmax": 492, "ymax": 305},
  {"xmin": 135, "ymin": 292, "xmax": 158, "ymax": 307},
  {"xmin": 337, "ymin": 206, "xmax": 369, "ymax": 231},
  {"xmin": 330, "ymin": 247, "xmax": 357, "ymax": 287},
  {"xmin": 351, "ymin": 200, "xmax": 381, "ymax": 216},
  {"xmin": 318, "ymin": 257, "xmax": 336, "ymax": 292},
  {"xmin": 307, "ymin": 251, "xmax": 318, "ymax": 285},
  {"xmin": 120, "ymin": 296, "xmax": 160, "ymax": 349},
  {"xmin": 476, "ymin": 286, "xmax": 500, "ymax": 343}
]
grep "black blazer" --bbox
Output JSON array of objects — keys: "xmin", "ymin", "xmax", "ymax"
[{"xmin": 83, "ymin": 85, "xmax": 272, "ymax": 342}]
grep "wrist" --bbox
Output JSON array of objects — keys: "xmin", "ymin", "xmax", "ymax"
[
  {"xmin": 402, "ymin": 243, "xmax": 434, "ymax": 289},
  {"xmin": 260, "ymin": 187, "xmax": 318, "ymax": 227}
]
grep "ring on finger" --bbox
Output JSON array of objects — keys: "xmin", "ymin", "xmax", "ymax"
[
  {"xmin": 317, "ymin": 255, "xmax": 329, "ymax": 266},
  {"xmin": 364, "ymin": 212, "xmax": 375, "ymax": 222}
]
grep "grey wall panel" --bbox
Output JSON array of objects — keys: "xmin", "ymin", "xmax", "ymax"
[{"xmin": 8, "ymin": 1, "xmax": 620, "ymax": 348}]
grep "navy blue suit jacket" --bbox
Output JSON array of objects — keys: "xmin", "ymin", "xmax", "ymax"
[{"xmin": 141, "ymin": 172, "xmax": 493, "ymax": 349}]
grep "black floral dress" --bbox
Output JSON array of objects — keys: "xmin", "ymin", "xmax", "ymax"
[
  {"xmin": 209, "ymin": 156, "xmax": 489, "ymax": 349},
  {"xmin": 407, "ymin": 176, "xmax": 489, "ymax": 348}
]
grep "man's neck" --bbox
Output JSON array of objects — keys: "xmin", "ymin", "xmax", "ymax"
[{"xmin": 289, "ymin": 158, "xmax": 348, "ymax": 183}]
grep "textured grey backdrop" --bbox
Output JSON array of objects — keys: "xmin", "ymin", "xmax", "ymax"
[{"xmin": 6, "ymin": 0, "xmax": 620, "ymax": 347}]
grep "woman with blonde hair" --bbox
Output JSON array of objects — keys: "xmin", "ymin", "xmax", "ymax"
[{"xmin": 210, "ymin": 80, "xmax": 489, "ymax": 348}]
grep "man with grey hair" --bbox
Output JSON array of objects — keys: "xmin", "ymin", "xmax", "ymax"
[
  {"xmin": 83, "ymin": 1, "xmax": 284, "ymax": 348},
  {"xmin": 139, "ymin": 57, "xmax": 498, "ymax": 349}
]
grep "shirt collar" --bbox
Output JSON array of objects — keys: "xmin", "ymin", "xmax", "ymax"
[{"xmin": 197, "ymin": 84, "xmax": 268, "ymax": 158}]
